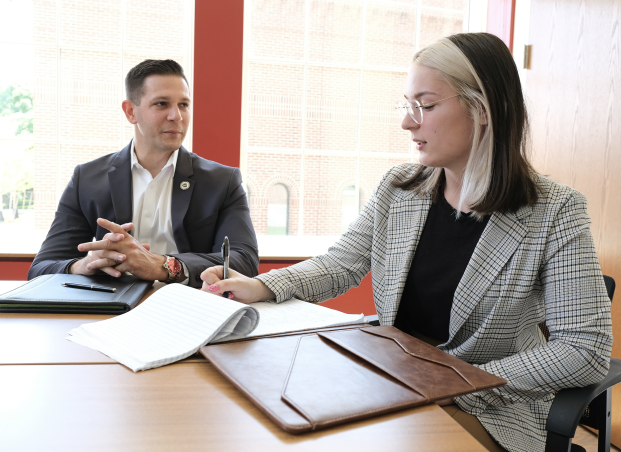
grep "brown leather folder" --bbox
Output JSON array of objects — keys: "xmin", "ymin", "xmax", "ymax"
[{"xmin": 200, "ymin": 325, "xmax": 506, "ymax": 434}]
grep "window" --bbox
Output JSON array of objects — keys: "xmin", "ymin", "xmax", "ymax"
[
  {"xmin": 341, "ymin": 185, "xmax": 360, "ymax": 233},
  {"xmin": 267, "ymin": 183, "xmax": 290, "ymax": 235},
  {"xmin": 243, "ymin": 0, "xmax": 481, "ymax": 256},
  {"xmin": 0, "ymin": 0, "xmax": 194, "ymax": 253}
]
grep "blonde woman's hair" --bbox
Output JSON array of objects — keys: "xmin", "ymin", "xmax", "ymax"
[{"xmin": 394, "ymin": 33, "xmax": 538, "ymax": 217}]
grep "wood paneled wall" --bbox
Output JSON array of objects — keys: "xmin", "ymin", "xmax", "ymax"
[{"xmin": 526, "ymin": 0, "xmax": 621, "ymax": 445}]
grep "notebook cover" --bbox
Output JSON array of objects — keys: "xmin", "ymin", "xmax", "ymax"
[
  {"xmin": 0, "ymin": 274, "xmax": 153, "ymax": 314},
  {"xmin": 201, "ymin": 325, "xmax": 506, "ymax": 434}
]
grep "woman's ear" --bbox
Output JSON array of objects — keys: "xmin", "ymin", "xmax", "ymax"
[{"xmin": 480, "ymin": 108, "xmax": 488, "ymax": 125}]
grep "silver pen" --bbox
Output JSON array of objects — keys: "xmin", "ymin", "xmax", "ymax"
[{"xmin": 221, "ymin": 236, "xmax": 230, "ymax": 298}]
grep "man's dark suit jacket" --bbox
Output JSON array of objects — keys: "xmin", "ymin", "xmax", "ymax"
[{"xmin": 28, "ymin": 143, "xmax": 259, "ymax": 288}]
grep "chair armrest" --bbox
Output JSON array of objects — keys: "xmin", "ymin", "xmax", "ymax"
[
  {"xmin": 546, "ymin": 358, "xmax": 621, "ymax": 437},
  {"xmin": 366, "ymin": 314, "xmax": 379, "ymax": 326}
]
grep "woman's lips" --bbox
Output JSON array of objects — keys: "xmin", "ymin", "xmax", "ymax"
[{"xmin": 414, "ymin": 140, "xmax": 426, "ymax": 151}]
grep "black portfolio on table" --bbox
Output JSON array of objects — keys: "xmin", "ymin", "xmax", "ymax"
[{"xmin": 0, "ymin": 274, "xmax": 153, "ymax": 314}]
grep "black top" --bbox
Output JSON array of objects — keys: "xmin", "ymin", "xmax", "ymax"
[{"xmin": 394, "ymin": 191, "xmax": 490, "ymax": 342}]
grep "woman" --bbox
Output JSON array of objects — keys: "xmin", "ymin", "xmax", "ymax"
[{"xmin": 201, "ymin": 33, "xmax": 612, "ymax": 452}]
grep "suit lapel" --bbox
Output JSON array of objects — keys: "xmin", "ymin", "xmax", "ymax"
[
  {"xmin": 381, "ymin": 192, "xmax": 432, "ymax": 326},
  {"xmin": 448, "ymin": 206, "xmax": 531, "ymax": 340},
  {"xmin": 171, "ymin": 146, "xmax": 195, "ymax": 253},
  {"xmin": 108, "ymin": 143, "xmax": 133, "ymax": 225}
]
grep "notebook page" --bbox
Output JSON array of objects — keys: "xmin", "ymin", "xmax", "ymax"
[
  {"xmin": 243, "ymin": 299, "xmax": 364, "ymax": 338},
  {"xmin": 67, "ymin": 284, "xmax": 259, "ymax": 372}
]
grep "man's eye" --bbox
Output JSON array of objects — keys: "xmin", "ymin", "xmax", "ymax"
[
  {"xmin": 156, "ymin": 102, "xmax": 167, "ymax": 107},
  {"xmin": 422, "ymin": 105, "xmax": 435, "ymax": 111}
]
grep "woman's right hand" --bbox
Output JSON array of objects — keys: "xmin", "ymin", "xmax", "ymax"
[{"xmin": 200, "ymin": 266, "xmax": 276, "ymax": 304}]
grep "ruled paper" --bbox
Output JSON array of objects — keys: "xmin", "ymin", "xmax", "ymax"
[
  {"xmin": 67, "ymin": 284, "xmax": 259, "ymax": 372},
  {"xmin": 243, "ymin": 299, "xmax": 364, "ymax": 338}
]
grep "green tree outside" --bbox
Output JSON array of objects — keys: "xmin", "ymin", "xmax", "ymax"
[{"xmin": 0, "ymin": 85, "xmax": 34, "ymax": 220}]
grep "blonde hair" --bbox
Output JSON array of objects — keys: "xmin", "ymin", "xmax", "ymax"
[{"xmin": 395, "ymin": 33, "xmax": 537, "ymax": 217}]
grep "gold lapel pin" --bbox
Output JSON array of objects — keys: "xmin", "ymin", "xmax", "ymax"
[{"xmin": 180, "ymin": 181, "xmax": 190, "ymax": 190}]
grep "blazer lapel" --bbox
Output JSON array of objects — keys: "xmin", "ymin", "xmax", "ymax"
[
  {"xmin": 381, "ymin": 192, "xmax": 432, "ymax": 326},
  {"xmin": 171, "ymin": 146, "xmax": 194, "ymax": 253},
  {"xmin": 448, "ymin": 205, "xmax": 531, "ymax": 341},
  {"xmin": 108, "ymin": 143, "xmax": 133, "ymax": 226}
]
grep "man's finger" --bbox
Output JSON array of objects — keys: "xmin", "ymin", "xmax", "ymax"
[
  {"xmin": 102, "ymin": 233, "xmax": 125, "ymax": 243},
  {"xmin": 86, "ymin": 258, "xmax": 122, "ymax": 277},
  {"xmin": 97, "ymin": 218, "xmax": 131, "ymax": 238},
  {"xmin": 112, "ymin": 261, "xmax": 129, "ymax": 275},
  {"xmin": 141, "ymin": 243, "xmax": 151, "ymax": 251},
  {"xmin": 78, "ymin": 240, "xmax": 119, "ymax": 252},
  {"xmin": 121, "ymin": 223, "xmax": 134, "ymax": 232},
  {"xmin": 98, "ymin": 266, "xmax": 123, "ymax": 278},
  {"xmin": 85, "ymin": 256, "xmax": 121, "ymax": 269}
]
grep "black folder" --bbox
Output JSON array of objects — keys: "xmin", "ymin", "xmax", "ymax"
[{"xmin": 0, "ymin": 274, "xmax": 153, "ymax": 314}]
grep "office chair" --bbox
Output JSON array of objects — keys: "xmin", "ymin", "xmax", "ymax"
[{"xmin": 545, "ymin": 275, "xmax": 621, "ymax": 452}]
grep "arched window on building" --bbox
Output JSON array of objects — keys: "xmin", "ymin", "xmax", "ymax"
[
  {"xmin": 341, "ymin": 185, "xmax": 360, "ymax": 233},
  {"xmin": 267, "ymin": 183, "xmax": 289, "ymax": 235}
]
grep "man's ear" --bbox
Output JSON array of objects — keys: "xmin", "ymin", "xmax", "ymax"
[{"xmin": 122, "ymin": 100, "xmax": 138, "ymax": 125}]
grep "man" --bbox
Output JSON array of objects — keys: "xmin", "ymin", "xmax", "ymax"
[{"xmin": 28, "ymin": 59, "xmax": 258, "ymax": 288}]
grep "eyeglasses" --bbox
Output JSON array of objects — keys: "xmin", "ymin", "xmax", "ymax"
[{"xmin": 395, "ymin": 94, "xmax": 460, "ymax": 124}]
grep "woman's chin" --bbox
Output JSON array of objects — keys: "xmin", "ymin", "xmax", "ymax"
[{"xmin": 418, "ymin": 155, "xmax": 439, "ymax": 168}]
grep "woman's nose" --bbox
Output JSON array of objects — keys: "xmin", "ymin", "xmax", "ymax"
[{"xmin": 401, "ymin": 113, "xmax": 419, "ymax": 130}]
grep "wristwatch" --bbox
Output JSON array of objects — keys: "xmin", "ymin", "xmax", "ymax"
[{"xmin": 161, "ymin": 256, "xmax": 182, "ymax": 283}]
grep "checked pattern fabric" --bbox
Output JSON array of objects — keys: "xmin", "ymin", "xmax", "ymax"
[{"xmin": 257, "ymin": 164, "xmax": 613, "ymax": 452}]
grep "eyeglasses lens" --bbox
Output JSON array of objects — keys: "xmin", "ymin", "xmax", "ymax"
[{"xmin": 395, "ymin": 101, "xmax": 422, "ymax": 124}]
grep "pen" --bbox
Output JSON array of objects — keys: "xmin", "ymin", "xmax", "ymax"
[
  {"xmin": 222, "ymin": 236, "xmax": 230, "ymax": 298},
  {"xmin": 62, "ymin": 282, "xmax": 116, "ymax": 293}
]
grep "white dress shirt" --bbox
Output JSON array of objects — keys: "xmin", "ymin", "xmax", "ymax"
[{"xmin": 130, "ymin": 142, "xmax": 188, "ymax": 283}]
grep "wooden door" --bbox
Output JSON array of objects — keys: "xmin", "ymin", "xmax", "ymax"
[{"xmin": 526, "ymin": 0, "xmax": 621, "ymax": 446}]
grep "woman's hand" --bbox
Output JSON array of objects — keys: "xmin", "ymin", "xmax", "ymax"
[{"xmin": 200, "ymin": 266, "xmax": 276, "ymax": 304}]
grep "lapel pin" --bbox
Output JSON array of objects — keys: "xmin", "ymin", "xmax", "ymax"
[{"xmin": 180, "ymin": 181, "xmax": 190, "ymax": 190}]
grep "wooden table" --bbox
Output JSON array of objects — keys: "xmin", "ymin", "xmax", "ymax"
[
  {"xmin": 0, "ymin": 281, "xmax": 487, "ymax": 451},
  {"xmin": 0, "ymin": 363, "xmax": 486, "ymax": 452}
]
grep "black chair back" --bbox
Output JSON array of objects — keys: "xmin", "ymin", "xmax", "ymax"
[{"xmin": 603, "ymin": 275, "xmax": 616, "ymax": 302}]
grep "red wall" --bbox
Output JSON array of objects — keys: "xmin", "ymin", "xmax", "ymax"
[
  {"xmin": 192, "ymin": 1, "xmax": 243, "ymax": 167},
  {"xmin": 259, "ymin": 261, "xmax": 376, "ymax": 315},
  {"xmin": 0, "ymin": 261, "xmax": 31, "ymax": 280}
]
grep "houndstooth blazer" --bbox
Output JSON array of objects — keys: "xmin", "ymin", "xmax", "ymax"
[{"xmin": 256, "ymin": 163, "xmax": 613, "ymax": 452}]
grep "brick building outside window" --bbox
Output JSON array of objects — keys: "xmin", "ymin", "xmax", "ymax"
[{"xmin": 0, "ymin": 0, "xmax": 481, "ymax": 256}]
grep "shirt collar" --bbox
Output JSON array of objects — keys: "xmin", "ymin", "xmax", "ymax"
[{"xmin": 130, "ymin": 140, "xmax": 179, "ymax": 173}]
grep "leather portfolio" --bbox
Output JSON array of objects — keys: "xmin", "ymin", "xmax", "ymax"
[
  {"xmin": 201, "ymin": 325, "xmax": 506, "ymax": 434},
  {"xmin": 0, "ymin": 274, "xmax": 153, "ymax": 314}
]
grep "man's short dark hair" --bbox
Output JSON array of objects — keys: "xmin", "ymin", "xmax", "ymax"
[{"xmin": 125, "ymin": 59, "xmax": 189, "ymax": 105}]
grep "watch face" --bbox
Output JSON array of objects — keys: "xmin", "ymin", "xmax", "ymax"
[{"xmin": 167, "ymin": 257, "xmax": 181, "ymax": 275}]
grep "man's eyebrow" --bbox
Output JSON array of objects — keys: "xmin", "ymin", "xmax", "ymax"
[{"xmin": 150, "ymin": 96, "xmax": 191, "ymax": 102}]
